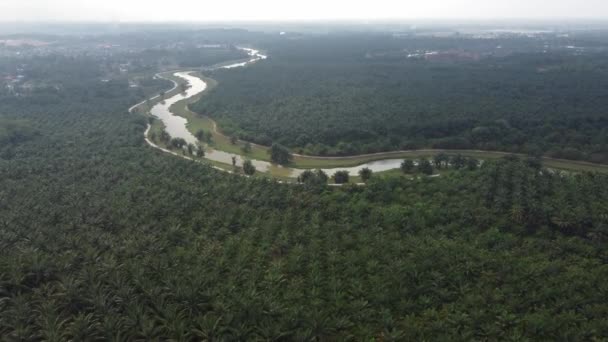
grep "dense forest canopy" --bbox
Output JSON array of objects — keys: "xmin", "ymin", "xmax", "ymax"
[
  {"xmin": 1, "ymin": 28, "xmax": 608, "ymax": 340},
  {"xmin": 194, "ymin": 33, "xmax": 608, "ymax": 162}
]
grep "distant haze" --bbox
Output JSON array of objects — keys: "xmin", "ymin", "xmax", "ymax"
[{"xmin": 0, "ymin": 0, "xmax": 607, "ymax": 22}]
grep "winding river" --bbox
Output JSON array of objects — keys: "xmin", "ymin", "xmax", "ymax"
[
  {"xmin": 138, "ymin": 47, "xmax": 608, "ymax": 177},
  {"xmin": 147, "ymin": 48, "xmax": 409, "ymax": 177}
]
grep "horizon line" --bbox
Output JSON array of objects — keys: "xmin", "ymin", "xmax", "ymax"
[{"xmin": 1, "ymin": 17, "xmax": 608, "ymax": 24}]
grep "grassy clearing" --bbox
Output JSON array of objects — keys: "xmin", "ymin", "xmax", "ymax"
[
  {"xmin": 165, "ymin": 74, "xmax": 261, "ymax": 158},
  {"xmin": 179, "ymin": 84, "xmax": 273, "ymax": 163},
  {"xmin": 342, "ymin": 168, "xmax": 452, "ymax": 185},
  {"xmin": 541, "ymin": 159, "xmax": 608, "ymax": 174},
  {"xmin": 296, "ymin": 150, "xmax": 608, "ymax": 174},
  {"xmin": 208, "ymin": 159, "xmax": 296, "ymax": 183}
]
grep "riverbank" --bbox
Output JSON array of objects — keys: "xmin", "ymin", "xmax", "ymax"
[
  {"xmin": 190, "ymin": 104, "xmax": 608, "ymax": 174},
  {"xmin": 132, "ymin": 54, "xmax": 608, "ymax": 178}
]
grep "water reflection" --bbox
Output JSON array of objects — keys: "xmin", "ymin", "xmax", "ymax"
[
  {"xmin": 219, "ymin": 48, "xmax": 268, "ymax": 69},
  {"xmin": 150, "ymin": 71, "xmax": 203, "ymax": 146},
  {"xmin": 320, "ymin": 159, "xmax": 406, "ymax": 175}
]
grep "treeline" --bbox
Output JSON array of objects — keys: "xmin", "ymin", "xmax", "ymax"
[
  {"xmin": 133, "ymin": 46, "xmax": 248, "ymax": 70},
  {"xmin": 1, "ymin": 41, "xmax": 608, "ymax": 340},
  {"xmin": 193, "ymin": 33, "xmax": 608, "ymax": 163}
]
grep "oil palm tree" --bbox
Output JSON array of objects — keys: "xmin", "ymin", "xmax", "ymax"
[
  {"xmin": 63, "ymin": 313, "xmax": 104, "ymax": 341},
  {"xmin": 191, "ymin": 313, "xmax": 225, "ymax": 341}
]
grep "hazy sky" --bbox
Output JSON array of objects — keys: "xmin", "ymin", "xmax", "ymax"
[{"xmin": 0, "ymin": 0, "xmax": 606, "ymax": 22}]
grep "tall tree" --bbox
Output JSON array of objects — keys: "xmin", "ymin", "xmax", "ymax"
[
  {"xmin": 187, "ymin": 143, "xmax": 195, "ymax": 155},
  {"xmin": 401, "ymin": 160, "xmax": 415, "ymax": 173},
  {"xmin": 451, "ymin": 154, "xmax": 466, "ymax": 169},
  {"xmin": 269, "ymin": 144, "xmax": 293, "ymax": 165},
  {"xmin": 196, "ymin": 145, "xmax": 205, "ymax": 157},
  {"xmin": 359, "ymin": 168, "xmax": 373, "ymax": 183},
  {"xmin": 195, "ymin": 129, "xmax": 213, "ymax": 143},
  {"xmin": 433, "ymin": 153, "xmax": 449, "ymax": 169},
  {"xmin": 241, "ymin": 142, "xmax": 252, "ymax": 154},
  {"xmin": 333, "ymin": 171, "xmax": 350, "ymax": 184},
  {"xmin": 298, "ymin": 169, "xmax": 329, "ymax": 189},
  {"xmin": 243, "ymin": 160, "xmax": 256, "ymax": 175},
  {"xmin": 418, "ymin": 158, "xmax": 434, "ymax": 175},
  {"xmin": 170, "ymin": 138, "xmax": 187, "ymax": 150}
]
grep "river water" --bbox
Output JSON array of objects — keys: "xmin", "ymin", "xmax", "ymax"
[
  {"xmin": 150, "ymin": 71, "xmax": 204, "ymax": 146},
  {"xmin": 149, "ymin": 48, "xmax": 406, "ymax": 177}
]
